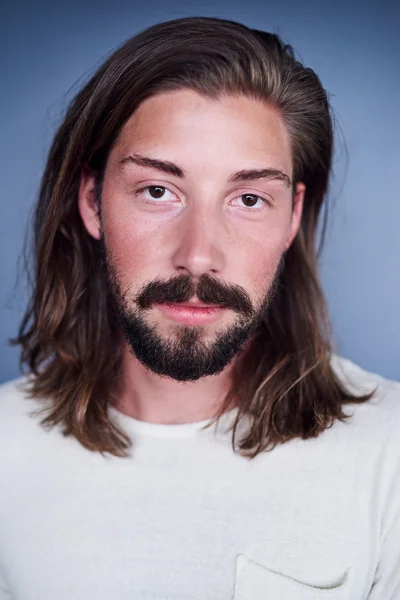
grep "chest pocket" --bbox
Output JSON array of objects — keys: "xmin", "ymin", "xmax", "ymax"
[{"xmin": 233, "ymin": 555, "xmax": 350, "ymax": 600}]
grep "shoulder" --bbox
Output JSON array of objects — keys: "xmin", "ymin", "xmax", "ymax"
[
  {"xmin": 0, "ymin": 375, "xmax": 46, "ymax": 445},
  {"xmin": 0, "ymin": 375, "xmax": 35, "ymax": 416},
  {"xmin": 330, "ymin": 354, "xmax": 400, "ymax": 441},
  {"xmin": 0, "ymin": 376, "xmax": 29, "ymax": 414}
]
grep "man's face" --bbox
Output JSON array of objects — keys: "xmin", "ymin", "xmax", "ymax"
[{"xmin": 79, "ymin": 90, "xmax": 305, "ymax": 381}]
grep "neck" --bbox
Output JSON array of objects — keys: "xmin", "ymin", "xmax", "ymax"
[{"xmin": 113, "ymin": 343, "xmax": 238, "ymax": 424}]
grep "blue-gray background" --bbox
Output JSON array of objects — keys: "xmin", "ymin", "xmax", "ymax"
[{"xmin": 1, "ymin": 0, "xmax": 399, "ymax": 384}]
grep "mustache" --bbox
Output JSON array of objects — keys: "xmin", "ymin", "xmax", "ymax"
[{"xmin": 135, "ymin": 274, "xmax": 254, "ymax": 318}]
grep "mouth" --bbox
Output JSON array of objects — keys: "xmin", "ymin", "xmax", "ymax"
[{"xmin": 156, "ymin": 302, "xmax": 226, "ymax": 325}]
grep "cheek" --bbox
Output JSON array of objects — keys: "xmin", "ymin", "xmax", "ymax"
[
  {"xmin": 101, "ymin": 199, "xmax": 166, "ymax": 291},
  {"xmin": 234, "ymin": 221, "xmax": 289, "ymax": 300}
]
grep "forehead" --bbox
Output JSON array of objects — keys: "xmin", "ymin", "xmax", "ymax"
[{"xmin": 111, "ymin": 89, "xmax": 293, "ymax": 176}]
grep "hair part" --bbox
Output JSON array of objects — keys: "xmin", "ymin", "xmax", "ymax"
[{"xmin": 12, "ymin": 16, "xmax": 372, "ymax": 458}]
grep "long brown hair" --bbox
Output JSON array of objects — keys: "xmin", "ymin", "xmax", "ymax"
[{"xmin": 13, "ymin": 17, "xmax": 372, "ymax": 458}]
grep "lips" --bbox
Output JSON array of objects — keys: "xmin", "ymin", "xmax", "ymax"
[
  {"xmin": 173, "ymin": 295, "xmax": 224, "ymax": 309},
  {"xmin": 156, "ymin": 302, "xmax": 226, "ymax": 325},
  {"xmin": 174, "ymin": 302, "xmax": 223, "ymax": 309}
]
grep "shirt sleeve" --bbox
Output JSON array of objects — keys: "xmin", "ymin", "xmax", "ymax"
[
  {"xmin": 0, "ymin": 577, "xmax": 12, "ymax": 600},
  {"xmin": 367, "ymin": 437, "xmax": 400, "ymax": 600}
]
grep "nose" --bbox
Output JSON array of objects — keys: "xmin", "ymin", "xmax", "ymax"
[{"xmin": 171, "ymin": 204, "xmax": 225, "ymax": 278}]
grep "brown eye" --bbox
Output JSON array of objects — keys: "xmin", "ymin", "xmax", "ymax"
[
  {"xmin": 148, "ymin": 186, "xmax": 166, "ymax": 199},
  {"xmin": 241, "ymin": 194, "xmax": 259, "ymax": 207}
]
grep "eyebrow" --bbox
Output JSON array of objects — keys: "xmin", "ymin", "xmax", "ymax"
[
  {"xmin": 229, "ymin": 168, "xmax": 291, "ymax": 188},
  {"xmin": 119, "ymin": 153, "xmax": 292, "ymax": 188},
  {"xmin": 119, "ymin": 153, "xmax": 184, "ymax": 177}
]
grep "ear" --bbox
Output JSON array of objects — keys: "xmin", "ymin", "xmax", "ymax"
[
  {"xmin": 284, "ymin": 182, "xmax": 306, "ymax": 251},
  {"xmin": 78, "ymin": 164, "xmax": 102, "ymax": 240}
]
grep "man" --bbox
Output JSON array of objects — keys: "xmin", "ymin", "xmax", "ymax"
[{"xmin": 0, "ymin": 16, "xmax": 399, "ymax": 600}]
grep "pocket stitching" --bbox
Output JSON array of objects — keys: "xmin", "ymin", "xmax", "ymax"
[{"xmin": 235, "ymin": 554, "xmax": 351, "ymax": 598}]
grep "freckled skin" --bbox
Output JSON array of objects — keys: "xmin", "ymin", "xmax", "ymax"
[{"xmin": 78, "ymin": 89, "xmax": 305, "ymax": 422}]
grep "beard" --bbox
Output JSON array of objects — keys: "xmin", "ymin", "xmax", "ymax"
[{"xmin": 99, "ymin": 238, "xmax": 283, "ymax": 382}]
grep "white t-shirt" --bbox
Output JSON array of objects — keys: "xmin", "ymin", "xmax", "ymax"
[{"xmin": 0, "ymin": 355, "xmax": 399, "ymax": 600}]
